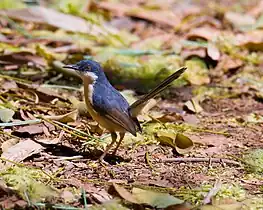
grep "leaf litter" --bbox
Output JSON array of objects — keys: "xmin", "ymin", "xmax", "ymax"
[{"xmin": 0, "ymin": 0, "xmax": 263, "ymax": 209}]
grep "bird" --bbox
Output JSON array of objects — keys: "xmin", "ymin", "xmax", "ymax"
[{"xmin": 63, "ymin": 60, "xmax": 186, "ymax": 161}]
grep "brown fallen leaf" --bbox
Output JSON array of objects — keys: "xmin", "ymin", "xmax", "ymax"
[
  {"xmin": 15, "ymin": 124, "xmax": 45, "ymax": 135},
  {"xmin": 111, "ymin": 183, "xmax": 140, "ymax": 204},
  {"xmin": 1, "ymin": 138, "xmax": 19, "ymax": 153},
  {"xmin": 1, "ymin": 80, "xmax": 18, "ymax": 91},
  {"xmin": 207, "ymin": 43, "xmax": 220, "ymax": 61},
  {"xmin": 236, "ymin": 30, "xmax": 263, "ymax": 51},
  {"xmin": 184, "ymin": 98, "xmax": 203, "ymax": 113},
  {"xmin": 97, "ymin": 2, "xmax": 181, "ymax": 28},
  {"xmin": 0, "ymin": 139, "xmax": 43, "ymax": 170},
  {"xmin": 180, "ymin": 16, "xmax": 222, "ymax": 32},
  {"xmin": 185, "ymin": 27, "xmax": 220, "ymax": 41},
  {"xmin": 0, "ymin": 6, "xmax": 115, "ymax": 35},
  {"xmin": 43, "ymin": 109, "xmax": 78, "ymax": 123},
  {"xmin": 181, "ymin": 48, "xmax": 206, "ymax": 60},
  {"xmin": 17, "ymin": 83, "xmax": 67, "ymax": 102},
  {"xmin": 216, "ymin": 55, "xmax": 243, "ymax": 72},
  {"xmin": 0, "ymin": 51, "xmax": 46, "ymax": 66},
  {"xmin": 224, "ymin": 12, "xmax": 256, "ymax": 31}
]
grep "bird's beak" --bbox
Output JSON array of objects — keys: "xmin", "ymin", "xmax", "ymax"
[{"xmin": 63, "ymin": 64, "xmax": 78, "ymax": 70}]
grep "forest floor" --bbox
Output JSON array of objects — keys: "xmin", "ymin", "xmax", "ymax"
[{"xmin": 0, "ymin": 0, "xmax": 263, "ymax": 209}]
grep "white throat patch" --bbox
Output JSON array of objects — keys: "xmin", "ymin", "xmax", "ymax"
[
  {"xmin": 82, "ymin": 72, "xmax": 98, "ymax": 106},
  {"xmin": 82, "ymin": 72, "xmax": 98, "ymax": 83}
]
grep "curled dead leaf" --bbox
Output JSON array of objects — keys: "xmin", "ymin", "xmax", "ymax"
[
  {"xmin": 43, "ymin": 109, "xmax": 78, "ymax": 123},
  {"xmin": 156, "ymin": 131, "xmax": 194, "ymax": 154},
  {"xmin": 207, "ymin": 43, "xmax": 220, "ymax": 61},
  {"xmin": 184, "ymin": 98, "xmax": 203, "ymax": 113},
  {"xmin": 174, "ymin": 133, "xmax": 194, "ymax": 154},
  {"xmin": 236, "ymin": 31, "xmax": 263, "ymax": 51},
  {"xmin": 185, "ymin": 27, "xmax": 220, "ymax": 41}
]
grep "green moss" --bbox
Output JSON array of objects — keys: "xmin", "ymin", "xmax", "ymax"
[{"xmin": 243, "ymin": 149, "xmax": 263, "ymax": 174}]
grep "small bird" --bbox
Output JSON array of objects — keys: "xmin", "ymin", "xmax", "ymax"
[{"xmin": 64, "ymin": 60, "xmax": 186, "ymax": 161}]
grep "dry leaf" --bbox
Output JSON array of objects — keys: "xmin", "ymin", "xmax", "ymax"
[
  {"xmin": 1, "ymin": 80, "xmax": 18, "ymax": 90},
  {"xmin": 44, "ymin": 109, "xmax": 78, "ymax": 123},
  {"xmin": 98, "ymin": 2, "xmax": 181, "ymax": 28},
  {"xmin": 207, "ymin": 43, "xmax": 220, "ymax": 61},
  {"xmin": 174, "ymin": 133, "xmax": 194, "ymax": 154},
  {"xmin": 225, "ymin": 12, "xmax": 256, "ymax": 30},
  {"xmin": 0, "ymin": 51, "xmax": 46, "ymax": 66},
  {"xmin": 0, "ymin": 6, "xmax": 113, "ymax": 34},
  {"xmin": 185, "ymin": 27, "xmax": 219, "ymax": 41},
  {"xmin": 111, "ymin": 183, "xmax": 140, "ymax": 204},
  {"xmin": 0, "ymin": 108, "xmax": 15, "ymax": 123},
  {"xmin": 156, "ymin": 131, "xmax": 194, "ymax": 154},
  {"xmin": 184, "ymin": 98, "xmax": 203, "ymax": 113},
  {"xmin": 181, "ymin": 48, "xmax": 206, "ymax": 60},
  {"xmin": 15, "ymin": 124, "xmax": 44, "ymax": 135},
  {"xmin": 0, "ymin": 139, "xmax": 43, "ymax": 170},
  {"xmin": 216, "ymin": 55, "xmax": 243, "ymax": 71},
  {"xmin": 236, "ymin": 30, "xmax": 263, "ymax": 51},
  {"xmin": 1, "ymin": 138, "xmax": 19, "ymax": 152}
]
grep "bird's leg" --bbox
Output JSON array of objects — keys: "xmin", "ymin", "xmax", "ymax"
[
  {"xmin": 112, "ymin": 132, "xmax": 125, "ymax": 156},
  {"xmin": 99, "ymin": 132, "xmax": 117, "ymax": 161}
]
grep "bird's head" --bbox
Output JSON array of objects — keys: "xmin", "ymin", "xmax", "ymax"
[{"xmin": 63, "ymin": 59, "xmax": 105, "ymax": 82}]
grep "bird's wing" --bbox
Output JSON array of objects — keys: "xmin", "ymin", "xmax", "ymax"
[
  {"xmin": 129, "ymin": 67, "xmax": 187, "ymax": 117},
  {"xmin": 92, "ymin": 86, "xmax": 138, "ymax": 136}
]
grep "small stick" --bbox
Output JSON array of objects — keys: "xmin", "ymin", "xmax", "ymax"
[
  {"xmin": 159, "ymin": 157, "xmax": 241, "ymax": 166},
  {"xmin": 203, "ymin": 179, "xmax": 222, "ymax": 204}
]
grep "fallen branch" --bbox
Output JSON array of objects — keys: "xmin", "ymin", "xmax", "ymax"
[{"xmin": 159, "ymin": 157, "xmax": 241, "ymax": 166}]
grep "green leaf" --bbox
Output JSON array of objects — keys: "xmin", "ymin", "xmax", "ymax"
[
  {"xmin": 132, "ymin": 188, "xmax": 184, "ymax": 208},
  {"xmin": 156, "ymin": 130, "xmax": 177, "ymax": 149},
  {"xmin": 184, "ymin": 58, "xmax": 210, "ymax": 85},
  {"xmin": 243, "ymin": 149, "xmax": 263, "ymax": 173},
  {"xmin": 175, "ymin": 133, "xmax": 194, "ymax": 154},
  {"xmin": 156, "ymin": 131, "xmax": 193, "ymax": 154}
]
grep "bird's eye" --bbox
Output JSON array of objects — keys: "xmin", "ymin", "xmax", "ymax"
[{"xmin": 87, "ymin": 65, "xmax": 91, "ymax": 71}]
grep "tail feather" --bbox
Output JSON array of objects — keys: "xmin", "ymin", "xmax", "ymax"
[{"xmin": 129, "ymin": 67, "xmax": 186, "ymax": 115}]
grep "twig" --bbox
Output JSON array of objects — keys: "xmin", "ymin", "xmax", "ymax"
[
  {"xmin": 54, "ymin": 155, "xmax": 83, "ymax": 161},
  {"xmin": 54, "ymin": 120, "xmax": 94, "ymax": 138},
  {"xmin": 159, "ymin": 157, "xmax": 241, "ymax": 166},
  {"xmin": 40, "ymin": 84, "xmax": 81, "ymax": 91},
  {"xmin": 41, "ymin": 117, "xmax": 89, "ymax": 141},
  {"xmin": 203, "ymin": 179, "xmax": 222, "ymax": 204},
  {"xmin": 0, "ymin": 129, "xmax": 19, "ymax": 139},
  {"xmin": 82, "ymin": 187, "xmax": 88, "ymax": 209},
  {"xmin": 0, "ymin": 119, "xmax": 42, "ymax": 127}
]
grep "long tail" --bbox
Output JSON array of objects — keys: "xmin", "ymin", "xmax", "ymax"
[{"xmin": 129, "ymin": 67, "xmax": 187, "ymax": 116}]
